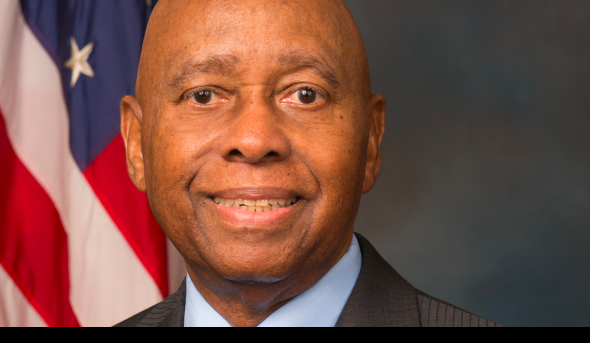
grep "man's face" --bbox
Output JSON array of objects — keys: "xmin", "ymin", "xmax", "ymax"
[{"xmin": 126, "ymin": 0, "xmax": 383, "ymax": 284}]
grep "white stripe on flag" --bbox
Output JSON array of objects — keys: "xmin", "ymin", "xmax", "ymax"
[
  {"xmin": 167, "ymin": 238, "xmax": 187, "ymax": 295},
  {"xmin": 0, "ymin": 265, "xmax": 47, "ymax": 327},
  {"xmin": 0, "ymin": 0, "xmax": 162, "ymax": 326}
]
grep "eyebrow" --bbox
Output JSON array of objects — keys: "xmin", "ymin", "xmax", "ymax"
[
  {"xmin": 169, "ymin": 54, "xmax": 240, "ymax": 91},
  {"xmin": 168, "ymin": 51, "xmax": 341, "ymax": 92},
  {"xmin": 278, "ymin": 52, "xmax": 341, "ymax": 90}
]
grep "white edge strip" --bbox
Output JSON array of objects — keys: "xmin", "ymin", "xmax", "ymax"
[{"xmin": 0, "ymin": 0, "xmax": 162, "ymax": 326}]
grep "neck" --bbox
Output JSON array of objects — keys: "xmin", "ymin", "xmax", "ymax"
[{"xmin": 186, "ymin": 233, "xmax": 353, "ymax": 327}]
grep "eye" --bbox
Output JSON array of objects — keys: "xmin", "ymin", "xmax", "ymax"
[
  {"xmin": 282, "ymin": 87, "xmax": 326, "ymax": 106},
  {"xmin": 298, "ymin": 89, "xmax": 317, "ymax": 104},
  {"xmin": 183, "ymin": 87, "xmax": 229, "ymax": 108},
  {"xmin": 193, "ymin": 90, "xmax": 213, "ymax": 104}
]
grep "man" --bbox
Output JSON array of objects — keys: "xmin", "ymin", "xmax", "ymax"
[{"xmin": 116, "ymin": 0, "xmax": 499, "ymax": 327}]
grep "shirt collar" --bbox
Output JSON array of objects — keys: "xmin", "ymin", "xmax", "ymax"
[{"xmin": 184, "ymin": 234, "xmax": 362, "ymax": 327}]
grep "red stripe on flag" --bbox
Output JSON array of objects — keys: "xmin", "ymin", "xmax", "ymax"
[
  {"xmin": 84, "ymin": 135, "xmax": 168, "ymax": 297},
  {"xmin": 0, "ymin": 111, "xmax": 80, "ymax": 327}
]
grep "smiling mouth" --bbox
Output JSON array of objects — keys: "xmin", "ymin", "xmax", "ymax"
[{"xmin": 214, "ymin": 197, "xmax": 298, "ymax": 212}]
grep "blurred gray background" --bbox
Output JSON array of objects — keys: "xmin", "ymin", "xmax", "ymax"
[{"xmin": 345, "ymin": 0, "xmax": 590, "ymax": 327}]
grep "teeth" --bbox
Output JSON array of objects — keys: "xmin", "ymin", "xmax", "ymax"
[
  {"xmin": 214, "ymin": 198, "xmax": 297, "ymax": 212},
  {"xmin": 255, "ymin": 200, "xmax": 269, "ymax": 207}
]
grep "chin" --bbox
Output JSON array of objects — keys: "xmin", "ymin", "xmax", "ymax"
[
  {"xmin": 223, "ymin": 273, "xmax": 289, "ymax": 284},
  {"xmin": 205, "ymin": 245, "xmax": 304, "ymax": 284},
  {"xmin": 218, "ymin": 262, "xmax": 297, "ymax": 284}
]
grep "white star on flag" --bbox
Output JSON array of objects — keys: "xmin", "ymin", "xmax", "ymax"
[{"xmin": 64, "ymin": 37, "xmax": 95, "ymax": 87}]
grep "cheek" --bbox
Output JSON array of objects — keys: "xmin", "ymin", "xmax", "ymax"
[
  {"xmin": 144, "ymin": 114, "xmax": 219, "ymax": 230},
  {"xmin": 294, "ymin": 121, "xmax": 367, "ymax": 206},
  {"xmin": 148, "ymin": 113, "xmax": 219, "ymax": 186}
]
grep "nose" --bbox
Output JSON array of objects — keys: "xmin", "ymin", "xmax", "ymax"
[{"xmin": 219, "ymin": 91, "xmax": 290, "ymax": 164}]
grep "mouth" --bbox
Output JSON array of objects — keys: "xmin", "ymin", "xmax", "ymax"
[
  {"xmin": 208, "ymin": 190, "xmax": 303, "ymax": 228},
  {"xmin": 213, "ymin": 197, "xmax": 298, "ymax": 212}
]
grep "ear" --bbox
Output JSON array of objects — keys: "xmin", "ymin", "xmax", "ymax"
[
  {"xmin": 362, "ymin": 94, "xmax": 386, "ymax": 194},
  {"xmin": 120, "ymin": 95, "xmax": 147, "ymax": 192}
]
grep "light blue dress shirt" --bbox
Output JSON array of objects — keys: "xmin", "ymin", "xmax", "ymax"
[{"xmin": 184, "ymin": 234, "xmax": 362, "ymax": 327}]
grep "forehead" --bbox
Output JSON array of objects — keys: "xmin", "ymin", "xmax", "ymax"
[{"xmin": 154, "ymin": 0, "xmax": 347, "ymax": 80}]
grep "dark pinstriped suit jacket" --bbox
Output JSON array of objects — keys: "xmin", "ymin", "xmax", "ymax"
[{"xmin": 116, "ymin": 234, "xmax": 500, "ymax": 327}]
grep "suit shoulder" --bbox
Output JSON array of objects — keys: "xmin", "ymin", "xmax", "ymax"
[
  {"xmin": 113, "ymin": 293, "xmax": 185, "ymax": 327},
  {"xmin": 114, "ymin": 280, "xmax": 187, "ymax": 327},
  {"xmin": 415, "ymin": 290, "xmax": 502, "ymax": 327},
  {"xmin": 114, "ymin": 304, "xmax": 157, "ymax": 327}
]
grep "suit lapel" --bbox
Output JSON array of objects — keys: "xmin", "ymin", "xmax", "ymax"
[{"xmin": 335, "ymin": 234, "xmax": 421, "ymax": 327}]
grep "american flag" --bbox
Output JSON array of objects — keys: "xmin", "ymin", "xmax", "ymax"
[{"xmin": 0, "ymin": 0, "xmax": 184, "ymax": 327}]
